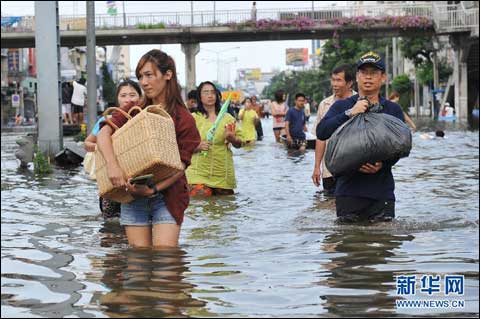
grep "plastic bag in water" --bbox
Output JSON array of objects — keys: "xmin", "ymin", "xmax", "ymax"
[{"xmin": 325, "ymin": 112, "xmax": 412, "ymax": 176}]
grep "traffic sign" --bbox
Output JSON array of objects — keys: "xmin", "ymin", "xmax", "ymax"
[{"xmin": 12, "ymin": 94, "xmax": 20, "ymax": 108}]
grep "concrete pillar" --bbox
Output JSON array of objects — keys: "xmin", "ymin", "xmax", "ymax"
[
  {"xmin": 86, "ymin": 1, "xmax": 97, "ymax": 134},
  {"xmin": 453, "ymin": 47, "xmax": 469, "ymax": 122},
  {"xmin": 181, "ymin": 43, "xmax": 200, "ymax": 96},
  {"xmin": 423, "ymin": 85, "xmax": 430, "ymax": 116},
  {"xmin": 459, "ymin": 61, "xmax": 468, "ymax": 122},
  {"xmin": 35, "ymin": 1, "xmax": 63, "ymax": 156},
  {"xmin": 414, "ymin": 76, "xmax": 420, "ymax": 118},
  {"xmin": 392, "ymin": 37, "xmax": 398, "ymax": 79}
]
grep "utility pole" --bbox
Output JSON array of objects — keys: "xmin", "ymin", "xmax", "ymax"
[
  {"xmin": 35, "ymin": 1, "xmax": 62, "ymax": 156},
  {"xmin": 122, "ymin": 1, "xmax": 126, "ymax": 27},
  {"xmin": 86, "ymin": 1, "xmax": 97, "ymax": 134},
  {"xmin": 213, "ymin": 1, "xmax": 216, "ymax": 25}
]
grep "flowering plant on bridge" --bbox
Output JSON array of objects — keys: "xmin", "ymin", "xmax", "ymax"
[
  {"xmin": 226, "ymin": 16, "xmax": 316, "ymax": 31},
  {"xmin": 330, "ymin": 15, "xmax": 433, "ymax": 49},
  {"xmin": 331, "ymin": 16, "xmax": 432, "ymax": 30},
  {"xmin": 256, "ymin": 17, "xmax": 316, "ymax": 31},
  {"xmin": 225, "ymin": 15, "xmax": 432, "ymax": 35}
]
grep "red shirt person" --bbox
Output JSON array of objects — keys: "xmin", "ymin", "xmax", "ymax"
[{"xmin": 97, "ymin": 49, "xmax": 200, "ymax": 248}]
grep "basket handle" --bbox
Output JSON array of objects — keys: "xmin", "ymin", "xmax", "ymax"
[
  {"xmin": 128, "ymin": 106, "xmax": 144, "ymax": 116},
  {"xmin": 101, "ymin": 107, "xmax": 133, "ymax": 131},
  {"xmin": 144, "ymin": 104, "xmax": 171, "ymax": 119}
]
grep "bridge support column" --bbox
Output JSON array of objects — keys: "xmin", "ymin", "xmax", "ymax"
[
  {"xmin": 452, "ymin": 37, "xmax": 469, "ymax": 123},
  {"xmin": 181, "ymin": 43, "xmax": 200, "ymax": 96},
  {"xmin": 35, "ymin": 1, "xmax": 63, "ymax": 156}
]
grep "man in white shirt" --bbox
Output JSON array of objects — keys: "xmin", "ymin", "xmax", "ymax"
[
  {"xmin": 312, "ymin": 64, "xmax": 356, "ymax": 196},
  {"xmin": 304, "ymin": 99, "xmax": 311, "ymax": 122},
  {"xmin": 71, "ymin": 78, "xmax": 87, "ymax": 125}
]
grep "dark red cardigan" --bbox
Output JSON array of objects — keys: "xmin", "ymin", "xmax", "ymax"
[{"xmin": 100, "ymin": 104, "xmax": 200, "ymax": 225}]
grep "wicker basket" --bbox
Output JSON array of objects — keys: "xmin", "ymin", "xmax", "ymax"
[{"xmin": 95, "ymin": 105, "xmax": 183, "ymax": 203}]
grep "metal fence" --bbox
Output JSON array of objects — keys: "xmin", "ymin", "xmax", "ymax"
[
  {"xmin": 432, "ymin": 3, "xmax": 479, "ymax": 33},
  {"xmin": 1, "ymin": 3, "xmax": 478, "ymax": 34}
]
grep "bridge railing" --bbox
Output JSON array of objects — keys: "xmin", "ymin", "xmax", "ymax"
[
  {"xmin": 432, "ymin": 3, "xmax": 479, "ymax": 33},
  {"xmin": 1, "ymin": 3, "xmax": 476, "ymax": 34},
  {"xmin": 2, "ymin": 3, "xmax": 435, "ymax": 32}
]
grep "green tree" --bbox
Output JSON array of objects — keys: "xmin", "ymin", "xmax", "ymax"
[
  {"xmin": 399, "ymin": 37, "xmax": 452, "ymax": 86},
  {"xmin": 399, "ymin": 36, "xmax": 433, "ymax": 67},
  {"xmin": 262, "ymin": 37, "xmax": 391, "ymax": 104},
  {"xmin": 391, "ymin": 74, "xmax": 412, "ymax": 94},
  {"xmin": 101, "ymin": 62, "xmax": 116, "ymax": 105},
  {"xmin": 391, "ymin": 74, "xmax": 412, "ymax": 112},
  {"xmin": 416, "ymin": 59, "xmax": 453, "ymax": 86},
  {"xmin": 321, "ymin": 38, "xmax": 390, "ymax": 76}
]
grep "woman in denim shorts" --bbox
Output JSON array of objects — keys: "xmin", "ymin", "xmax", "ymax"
[{"xmin": 97, "ymin": 50, "xmax": 200, "ymax": 248}]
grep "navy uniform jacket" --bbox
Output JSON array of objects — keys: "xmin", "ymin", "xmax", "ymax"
[{"xmin": 316, "ymin": 94, "xmax": 405, "ymax": 201}]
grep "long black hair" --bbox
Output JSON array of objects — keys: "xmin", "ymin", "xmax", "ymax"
[
  {"xmin": 274, "ymin": 89, "xmax": 286, "ymax": 103},
  {"xmin": 196, "ymin": 81, "xmax": 222, "ymax": 118}
]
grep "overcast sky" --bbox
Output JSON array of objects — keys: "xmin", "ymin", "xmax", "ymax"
[{"xmin": 2, "ymin": 1, "xmax": 345, "ymax": 86}]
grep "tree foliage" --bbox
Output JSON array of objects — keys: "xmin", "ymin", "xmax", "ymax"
[
  {"xmin": 391, "ymin": 74, "xmax": 412, "ymax": 94},
  {"xmin": 416, "ymin": 59, "xmax": 453, "ymax": 86},
  {"xmin": 262, "ymin": 37, "xmax": 390, "ymax": 103},
  {"xmin": 391, "ymin": 74, "xmax": 412, "ymax": 112},
  {"xmin": 400, "ymin": 37, "xmax": 452, "ymax": 86},
  {"xmin": 101, "ymin": 62, "xmax": 116, "ymax": 105}
]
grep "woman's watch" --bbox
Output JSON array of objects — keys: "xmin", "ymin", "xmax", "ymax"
[{"xmin": 148, "ymin": 183, "xmax": 159, "ymax": 198}]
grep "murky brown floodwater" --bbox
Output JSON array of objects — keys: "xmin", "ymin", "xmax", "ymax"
[{"xmin": 2, "ymin": 117, "xmax": 479, "ymax": 317}]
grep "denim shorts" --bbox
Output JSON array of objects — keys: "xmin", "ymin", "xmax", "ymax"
[{"xmin": 120, "ymin": 193, "xmax": 176, "ymax": 226}]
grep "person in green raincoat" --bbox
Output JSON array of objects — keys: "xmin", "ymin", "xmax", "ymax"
[
  {"xmin": 186, "ymin": 81, "xmax": 243, "ymax": 196},
  {"xmin": 238, "ymin": 97, "xmax": 259, "ymax": 144}
]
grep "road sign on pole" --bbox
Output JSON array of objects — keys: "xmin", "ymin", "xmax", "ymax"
[{"xmin": 12, "ymin": 94, "xmax": 20, "ymax": 108}]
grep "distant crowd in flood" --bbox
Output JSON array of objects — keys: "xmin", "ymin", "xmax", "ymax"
[{"xmin": 82, "ymin": 49, "xmax": 426, "ymax": 249}]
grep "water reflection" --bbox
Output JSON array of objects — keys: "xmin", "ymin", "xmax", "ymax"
[
  {"xmin": 1, "ymin": 123, "xmax": 478, "ymax": 317},
  {"xmin": 91, "ymin": 247, "xmax": 206, "ymax": 318},
  {"xmin": 320, "ymin": 229, "xmax": 415, "ymax": 316}
]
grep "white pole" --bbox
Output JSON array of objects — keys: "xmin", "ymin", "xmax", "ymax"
[{"xmin": 191, "ymin": 1, "xmax": 194, "ymax": 26}]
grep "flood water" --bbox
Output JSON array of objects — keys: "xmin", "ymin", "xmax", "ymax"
[{"xmin": 1, "ymin": 117, "xmax": 479, "ymax": 317}]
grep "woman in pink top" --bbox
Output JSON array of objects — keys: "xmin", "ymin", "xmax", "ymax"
[{"xmin": 270, "ymin": 89, "xmax": 288, "ymax": 143}]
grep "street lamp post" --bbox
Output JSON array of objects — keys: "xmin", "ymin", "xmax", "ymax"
[
  {"xmin": 190, "ymin": 1, "xmax": 194, "ymax": 26},
  {"xmin": 213, "ymin": 1, "xmax": 216, "ymax": 25},
  {"xmin": 202, "ymin": 57, "xmax": 238, "ymax": 86},
  {"xmin": 202, "ymin": 46, "xmax": 240, "ymax": 85},
  {"xmin": 122, "ymin": 1, "xmax": 126, "ymax": 27}
]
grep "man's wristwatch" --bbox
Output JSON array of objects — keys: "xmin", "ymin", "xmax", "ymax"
[{"xmin": 345, "ymin": 108, "xmax": 354, "ymax": 118}]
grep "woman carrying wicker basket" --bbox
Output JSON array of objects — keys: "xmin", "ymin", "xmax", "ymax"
[
  {"xmin": 186, "ymin": 81, "xmax": 243, "ymax": 196},
  {"xmin": 97, "ymin": 49, "xmax": 200, "ymax": 248},
  {"xmin": 84, "ymin": 80, "xmax": 142, "ymax": 220}
]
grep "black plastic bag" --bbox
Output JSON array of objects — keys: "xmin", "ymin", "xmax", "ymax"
[{"xmin": 325, "ymin": 112, "xmax": 412, "ymax": 176}]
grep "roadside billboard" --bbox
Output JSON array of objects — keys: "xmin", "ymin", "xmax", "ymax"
[
  {"xmin": 238, "ymin": 68, "xmax": 262, "ymax": 81},
  {"xmin": 286, "ymin": 48, "xmax": 308, "ymax": 66}
]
